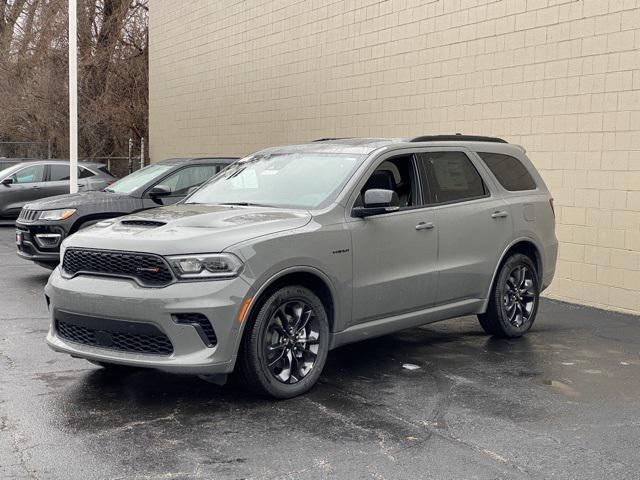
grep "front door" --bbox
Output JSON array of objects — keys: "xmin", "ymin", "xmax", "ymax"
[
  {"xmin": 416, "ymin": 149, "xmax": 512, "ymax": 305},
  {"xmin": 347, "ymin": 152, "xmax": 438, "ymax": 326},
  {"xmin": 3, "ymin": 164, "xmax": 48, "ymax": 214}
]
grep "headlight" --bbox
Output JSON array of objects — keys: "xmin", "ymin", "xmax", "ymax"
[
  {"xmin": 39, "ymin": 209, "xmax": 76, "ymax": 221},
  {"xmin": 166, "ymin": 253, "xmax": 243, "ymax": 280}
]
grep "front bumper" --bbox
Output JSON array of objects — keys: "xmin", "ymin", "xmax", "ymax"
[
  {"xmin": 45, "ymin": 268, "xmax": 252, "ymax": 374},
  {"xmin": 15, "ymin": 221, "xmax": 65, "ymax": 264}
]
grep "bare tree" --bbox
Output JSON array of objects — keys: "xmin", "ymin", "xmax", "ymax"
[{"xmin": 0, "ymin": 0, "xmax": 148, "ymax": 162}]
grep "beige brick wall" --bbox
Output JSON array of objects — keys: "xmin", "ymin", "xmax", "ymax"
[{"xmin": 150, "ymin": 0, "xmax": 640, "ymax": 314}]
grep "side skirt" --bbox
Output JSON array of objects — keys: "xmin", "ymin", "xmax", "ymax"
[{"xmin": 329, "ymin": 298, "xmax": 483, "ymax": 350}]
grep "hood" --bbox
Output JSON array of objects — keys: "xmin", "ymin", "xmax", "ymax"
[
  {"xmin": 25, "ymin": 191, "xmax": 131, "ymax": 210},
  {"xmin": 64, "ymin": 204, "xmax": 312, "ymax": 255}
]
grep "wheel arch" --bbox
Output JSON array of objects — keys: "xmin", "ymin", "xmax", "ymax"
[
  {"xmin": 480, "ymin": 238, "xmax": 543, "ymax": 313},
  {"xmin": 244, "ymin": 266, "xmax": 337, "ymax": 332},
  {"xmin": 229, "ymin": 266, "xmax": 339, "ymax": 371}
]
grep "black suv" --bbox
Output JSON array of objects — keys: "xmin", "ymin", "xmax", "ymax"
[{"xmin": 16, "ymin": 157, "xmax": 236, "ymax": 269}]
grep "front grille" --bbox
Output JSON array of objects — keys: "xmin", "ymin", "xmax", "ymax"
[
  {"xmin": 62, "ymin": 248, "xmax": 174, "ymax": 287},
  {"xmin": 174, "ymin": 313, "xmax": 217, "ymax": 347},
  {"xmin": 19, "ymin": 209, "xmax": 39, "ymax": 222},
  {"xmin": 120, "ymin": 220, "xmax": 167, "ymax": 228},
  {"xmin": 55, "ymin": 311, "xmax": 174, "ymax": 355}
]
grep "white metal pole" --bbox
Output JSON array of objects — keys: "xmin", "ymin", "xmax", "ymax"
[{"xmin": 68, "ymin": 0, "xmax": 78, "ymax": 193}]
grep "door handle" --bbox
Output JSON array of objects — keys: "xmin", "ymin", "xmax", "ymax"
[
  {"xmin": 491, "ymin": 211, "xmax": 509, "ymax": 219},
  {"xmin": 415, "ymin": 222, "xmax": 434, "ymax": 231},
  {"xmin": 32, "ymin": 185, "xmax": 40, "ymax": 190}
]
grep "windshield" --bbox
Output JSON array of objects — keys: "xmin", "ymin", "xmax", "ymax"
[
  {"xmin": 105, "ymin": 163, "xmax": 174, "ymax": 194},
  {"xmin": 185, "ymin": 152, "xmax": 363, "ymax": 209}
]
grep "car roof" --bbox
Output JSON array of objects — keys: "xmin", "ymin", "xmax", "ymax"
[
  {"xmin": 4, "ymin": 159, "xmax": 107, "ymax": 168},
  {"xmin": 256, "ymin": 136, "xmax": 525, "ymax": 157},
  {"xmin": 157, "ymin": 157, "xmax": 238, "ymax": 165}
]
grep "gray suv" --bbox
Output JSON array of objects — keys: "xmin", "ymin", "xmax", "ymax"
[
  {"xmin": 45, "ymin": 136, "xmax": 557, "ymax": 398},
  {"xmin": 0, "ymin": 160, "xmax": 114, "ymax": 218}
]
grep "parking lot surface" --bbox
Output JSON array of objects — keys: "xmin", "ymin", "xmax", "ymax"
[{"xmin": 1, "ymin": 226, "xmax": 639, "ymax": 479}]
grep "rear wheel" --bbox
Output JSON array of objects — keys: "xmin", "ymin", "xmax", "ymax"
[
  {"xmin": 236, "ymin": 285, "xmax": 329, "ymax": 399},
  {"xmin": 478, "ymin": 253, "xmax": 539, "ymax": 338}
]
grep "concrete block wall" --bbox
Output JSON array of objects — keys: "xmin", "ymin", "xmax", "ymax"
[{"xmin": 150, "ymin": 0, "xmax": 640, "ymax": 314}]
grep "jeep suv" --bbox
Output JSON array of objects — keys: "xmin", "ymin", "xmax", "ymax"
[{"xmin": 45, "ymin": 136, "xmax": 557, "ymax": 398}]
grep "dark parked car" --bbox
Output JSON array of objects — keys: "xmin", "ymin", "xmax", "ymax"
[
  {"xmin": 16, "ymin": 157, "xmax": 236, "ymax": 269},
  {"xmin": 0, "ymin": 160, "xmax": 115, "ymax": 219}
]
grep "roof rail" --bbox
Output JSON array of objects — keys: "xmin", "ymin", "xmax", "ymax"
[
  {"xmin": 410, "ymin": 134, "xmax": 508, "ymax": 144},
  {"xmin": 312, "ymin": 137, "xmax": 353, "ymax": 142}
]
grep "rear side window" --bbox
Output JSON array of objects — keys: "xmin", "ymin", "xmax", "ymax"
[
  {"xmin": 418, "ymin": 151, "xmax": 486, "ymax": 204},
  {"xmin": 78, "ymin": 167, "xmax": 94, "ymax": 179},
  {"xmin": 478, "ymin": 152, "xmax": 536, "ymax": 191},
  {"xmin": 49, "ymin": 164, "xmax": 70, "ymax": 181}
]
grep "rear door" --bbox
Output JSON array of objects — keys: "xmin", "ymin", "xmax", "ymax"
[
  {"xmin": 46, "ymin": 164, "xmax": 72, "ymax": 196},
  {"xmin": 416, "ymin": 148, "xmax": 512, "ymax": 305}
]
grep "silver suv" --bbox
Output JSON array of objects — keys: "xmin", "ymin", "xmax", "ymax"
[{"xmin": 45, "ymin": 136, "xmax": 557, "ymax": 398}]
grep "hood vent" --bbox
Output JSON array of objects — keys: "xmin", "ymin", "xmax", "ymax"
[{"xmin": 120, "ymin": 219, "xmax": 167, "ymax": 228}]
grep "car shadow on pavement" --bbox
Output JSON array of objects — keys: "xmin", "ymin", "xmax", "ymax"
[{"xmin": 47, "ymin": 320, "xmax": 547, "ymax": 437}]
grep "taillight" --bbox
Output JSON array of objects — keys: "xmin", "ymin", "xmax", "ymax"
[{"xmin": 549, "ymin": 198, "xmax": 555, "ymax": 217}]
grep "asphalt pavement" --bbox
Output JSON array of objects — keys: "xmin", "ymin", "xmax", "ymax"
[{"xmin": 1, "ymin": 225, "xmax": 639, "ymax": 479}]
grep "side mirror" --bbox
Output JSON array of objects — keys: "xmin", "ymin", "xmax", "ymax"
[
  {"xmin": 353, "ymin": 189, "xmax": 400, "ymax": 218},
  {"xmin": 1, "ymin": 177, "xmax": 14, "ymax": 186},
  {"xmin": 148, "ymin": 184, "xmax": 171, "ymax": 198}
]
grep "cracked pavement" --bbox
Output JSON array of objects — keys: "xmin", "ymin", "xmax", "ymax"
[{"xmin": 0, "ymin": 226, "xmax": 639, "ymax": 479}]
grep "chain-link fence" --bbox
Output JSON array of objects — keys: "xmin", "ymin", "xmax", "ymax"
[
  {"xmin": 0, "ymin": 138, "xmax": 147, "ymax": 179},
  {"xmin": 0, "ymin": 141, "xmax": 52, "ymax": 159}
]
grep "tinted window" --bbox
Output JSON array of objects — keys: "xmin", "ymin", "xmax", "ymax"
[
  {"xmin": 49, "ymin": 164, "xmax": 70, "ymax": 181},
  {"xmin": 160, "ymin": 165, "xmax": 220, "ymax": 196},
  {"xmin": 478, "ymin": 152, "xmax": 537, "ymax": 191},
  {"xmin": 79, "ymin": 167, "xmax": 94, "ymax": 179},
  {"xmin": 418, "ymin": 151, "xmax": 486, "ymax": 204},
  {"xmin": 12, "ymin": 164, "xmax": 46, "ymax": 184}
]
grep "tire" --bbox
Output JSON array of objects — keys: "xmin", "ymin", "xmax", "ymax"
[
  {"xmin": 478, "ymin": 253, "xmax": 540, "ymax": 338},
  {"xmin": 236, "ymin": 285, "xmax": 330, "ymax": 399}
]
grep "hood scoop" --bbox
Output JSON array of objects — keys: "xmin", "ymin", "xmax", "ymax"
[{"xmin": 120, "ymin": 219, "xmax": 167, "ymax": 228}]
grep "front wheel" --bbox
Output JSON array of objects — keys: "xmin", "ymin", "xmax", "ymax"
[
  {"xmin": 478, "ymin": 253, "xmax": 540, "ymax": 338},
  {"xmin": 236, "ymin": 285, "xmax": 330, "ymax": 399}
]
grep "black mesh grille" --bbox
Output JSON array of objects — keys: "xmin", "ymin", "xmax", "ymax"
[
  {"xmin": 174, "ymin": 313, "xmax": 217, "ymax": 347},
  {"xmin": 56, "ymin": 319, "xmax": 174, "ymax": 355},
  {"xmin": 62, "ymin": 248, "xmax": 173, "ymax": 286}
]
